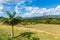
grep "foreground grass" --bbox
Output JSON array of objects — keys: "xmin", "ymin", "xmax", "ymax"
[{"xmin": 0, "ymin": 24, "xmax": 60, "ymax": 40}]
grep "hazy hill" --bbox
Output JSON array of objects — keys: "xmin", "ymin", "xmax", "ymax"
[{"xmin": 25, "ymin": 15, "xmax": 60, "ymax": 20}]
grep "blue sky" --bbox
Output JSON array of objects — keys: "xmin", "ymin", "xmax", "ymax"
[
  {"xmin": 0, "ymin": 0, "xmax": 60, "ymax": 17},
  {"xmin": 25, "ymin": 0, "xmax": 60, "ymax": 8}
]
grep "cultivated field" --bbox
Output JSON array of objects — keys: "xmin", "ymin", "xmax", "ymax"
[{"xmin": 0, "ymin": 24, "xmax": 60, "ymax": 40}]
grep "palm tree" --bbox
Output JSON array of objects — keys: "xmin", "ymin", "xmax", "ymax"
[{"xmin": 0, "ymin": 11, "xmax": 22, "ymax": 39}]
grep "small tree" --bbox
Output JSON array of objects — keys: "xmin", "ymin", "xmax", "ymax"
[{"xmin": 1, "ymin": 11, "xmax": 22, "ymax": 39}]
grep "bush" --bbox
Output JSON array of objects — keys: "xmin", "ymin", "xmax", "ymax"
[{"xmin": 14, "ymin": 32, "xmax": 40, "ymax": 40}]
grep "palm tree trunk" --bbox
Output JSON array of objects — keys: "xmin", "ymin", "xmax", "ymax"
[{"xmin": 11, "ymin": 24, "xmax": 14, "ymax": 40}]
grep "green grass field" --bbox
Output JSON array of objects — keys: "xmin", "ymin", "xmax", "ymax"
[{"xmin": 0, "ymin": 24, "xmax": 60, "ymax": 40}]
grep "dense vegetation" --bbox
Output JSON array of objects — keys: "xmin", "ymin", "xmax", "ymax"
[{"xmin": 21, "ymin": 19, "xmax": 60, "ymax": 25}]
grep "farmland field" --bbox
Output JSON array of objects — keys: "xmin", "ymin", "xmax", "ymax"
[{"xmin": 0, "ymin": 24, "xmax": 60, "ymax": 40}]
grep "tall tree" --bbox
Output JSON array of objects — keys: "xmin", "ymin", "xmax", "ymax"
[{"xmin": 1, "ymin": 11, "xmax": 22, "ymax": 39}]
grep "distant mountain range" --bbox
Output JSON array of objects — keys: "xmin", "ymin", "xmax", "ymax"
[
  {"xmin": 25, "ymin": 15, "xmax": 60, "ymax": 19},
  {"xmin": 0, "ymin": 15, "xmax": 60, "ymax": 20}
]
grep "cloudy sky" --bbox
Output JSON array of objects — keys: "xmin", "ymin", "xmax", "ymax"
[{"xmin": 0, "ymin": 0, "xmax": 60, "ymax": 17}]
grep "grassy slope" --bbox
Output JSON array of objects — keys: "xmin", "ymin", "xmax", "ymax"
[
  {"xmin": 25, "ymin": 24, "xmax": 60, "ymax": 34},
  {"xmin": 0, "ymin": 24, "xmax": 60, "ymax": 40}
]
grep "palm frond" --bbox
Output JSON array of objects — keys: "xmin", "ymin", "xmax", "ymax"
[
  {"xmin": 7, "ymin": 11, "xmax": 12, "ymax": 18},
  {"xmin": 12, "ymin": 11, "xmax": 16, "ymax": 18},
  {"xmin": 0, "ymin": 11, "xmax": 22, "ymax": 26}
]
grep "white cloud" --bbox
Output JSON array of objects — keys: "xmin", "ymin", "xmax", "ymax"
[
  {"xmin": 15, "ymin": 6, "xmax": 21, "ymax": 14},
  {"xmin": 15, "ymin": 6, "xmax": 19, "ymax": 13},
  {"xmin": 1, "ymin": 0, "xmax": 60, "ymax": 18},
  {"xmin": 22, "ymin": 5, "xmax": 60, "ymax": 17},
  {"xmin": 14, "ymin": 0, "xmax": 32, "ymax": 14},
  {"xmin": 0, "ymin": 0, "xmax": 32, "ymax": 4},
  {"xmin": 0, "ymin": 6, "xmax": 3, "ymax": 10},
  {"xmin": 0, "ymin": 4, "xmax": 4, "ymax": 14},
  {"xmin": 0, "ymin": 0, "xmax": 32, "ymax": 14}
]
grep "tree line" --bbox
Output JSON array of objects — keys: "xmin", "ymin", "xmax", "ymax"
[{"xmin": 21, "ymin": 19, "xmax": 60, "ymax": 25}]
